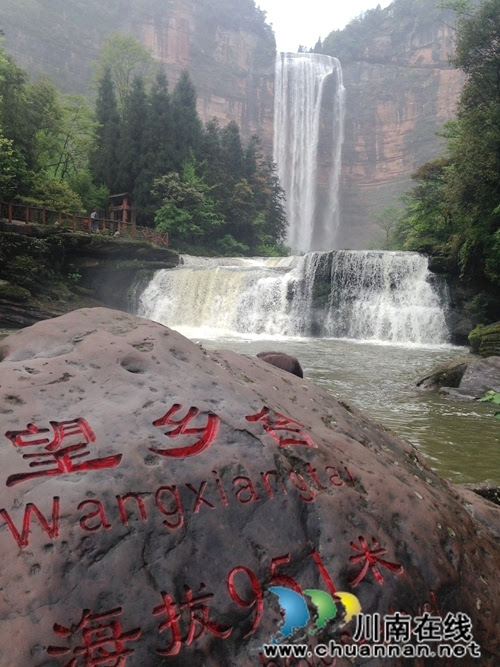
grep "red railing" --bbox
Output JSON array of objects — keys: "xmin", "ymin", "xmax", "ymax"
[{"xmin": 0, "ymin": 201, "xmax": 169, "ymax": 248}]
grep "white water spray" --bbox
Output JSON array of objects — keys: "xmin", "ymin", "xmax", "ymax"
[
  {"xmin": 273, "ymin": 53, "xmax": 345, "ymax": 253},
  {"xmin": 138, "ymin": 252, "xmax": 449, "ymax": 345}
]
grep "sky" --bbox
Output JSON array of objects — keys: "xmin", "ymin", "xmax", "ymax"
[{"xmin": 256, "ymin": 0, "xmax": 393, "ymax": 52}]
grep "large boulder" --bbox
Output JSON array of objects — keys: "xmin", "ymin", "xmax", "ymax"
[
  {"xmin": 416, "ymin": 356, "xmax": 500, "ymax": 398},
  {"xmin": 0, "ymin": 308, "xmax": 499, "ymax": 666}
]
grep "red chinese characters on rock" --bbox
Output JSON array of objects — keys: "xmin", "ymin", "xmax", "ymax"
[
  {"xmin": 5, "ymin": 419, "xmax": 122, "ymax": 488},
  {"xmin": 153, "ymin": 584, "xmax": 231, "ymax": 656},
  {"xmin": 150, "ymin": 404, "xmax": 220, "ymax": 458},
  {"xmin": 348, "ymin": 536, "xmax": 404, "ymax": 587},
  {"xmin": 47, "ymin": 607, "xmax": 141, "ymax": 667},
  {"xmin": 245, "ymin": 407, "xmax": 318, "ymax": 448}
]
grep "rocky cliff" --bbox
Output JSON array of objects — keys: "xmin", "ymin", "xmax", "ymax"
[
  {"xmin": 321, "ymin": 1, "xmax": 465, "ymax": 248},
  {"xmin": 0, "ymin": 0, "xmax": 275, "ymax": 150}
]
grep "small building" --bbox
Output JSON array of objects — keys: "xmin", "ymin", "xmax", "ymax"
[{"xmin": 108, "ymin": 193, "xmax": 135, "ymax": 225}]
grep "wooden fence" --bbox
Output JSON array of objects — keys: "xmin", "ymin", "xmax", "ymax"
[{"xmin": 0, "ymin": 201, "xmax": 169, "ymax": 248}]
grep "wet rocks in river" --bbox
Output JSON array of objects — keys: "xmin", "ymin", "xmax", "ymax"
[
  {"xmin": 417, "ymin": 355, "xmax": 500, "ymax": 399},
  {"xmin": 0, "ymin": 308, "xmax": 499, "ymax": 666}
]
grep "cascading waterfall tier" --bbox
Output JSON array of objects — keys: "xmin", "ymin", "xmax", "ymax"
[
  {"xmin": 137, "ymin": 252, "xmax": 449, "ymax": 345},
  {"xmin": 273, "ymin": 53, "xmax": 345, "ymax": 253}
]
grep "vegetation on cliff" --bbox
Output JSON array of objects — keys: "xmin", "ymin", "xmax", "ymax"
[
  {"xmin": 387, "ymin": 0, "xmax": 500, "ymax": 326},
  {"xmin": 314, "ymin": 0, "xmax": 449, "ymax": 60}
]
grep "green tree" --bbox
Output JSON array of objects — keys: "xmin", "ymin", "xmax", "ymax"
[
  {"xmin": 46, "ymin": 95, "xmax": 97, "ymax": 181},
  {"xmin": 117, "ymin": 75, "xmax": 147, "ymax": 195},
  {"xmin": 0, "ymin": 133, "xmax": 27, "ymax": 200},
  {"xmin": 221, "ymin": 120, "xmax": 245, "ymax": 182},
  {"xmin": 135, "ymin": 69, "xmax": 175, "ymax": 224},
  {"xmin": 94, "ymin": 33, "xmax": 157, "ymax": 108},
  {"xmin": 21, "ymin": 174, "xmax": 84, "ymax": 214},
  {"xmin": 90, "ymin": 68, "xmax": 121, "ymax": 193},
  {"xmin": 171, "ymin": 70, "xmax": 203, "ymax": 169},
  {"xmin": 153, "ymin": 159, "xmax": 224, "ymax": 247},
  {"xmin": 372, "ymin": 205, "xmax": 402, "ymax": 250}
]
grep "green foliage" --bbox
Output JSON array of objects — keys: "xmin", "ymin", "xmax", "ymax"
[
  {"xmin": 0, "ymin": 131, "xmax": 28, "ymax": 200},
  {"xmin": 47, "ymin": 95, "xmax": 98, "ymax": 181},
  {"xmin": 68, "ymin": 170, "xmax": 109, "ymax": 211},
  {"xmin": 90, "ymin": 67, "xmax": 120, "ymax": 193},
  {"xmin": 153, "ymin": 160, "xmax": 224, "ymax": 246},
  {"xmin": 68, "ymin": 272, "xmax": 82, "ymax": 284},
  {"xmin": 216, "ymin": 234, "xmax": 249, "ymax": 256},
  {"xmin": 134, "ymin": 70, "xmax": 175, "ymax": 223},
  {"xmin": 320, "ymin": 0, "xmax": 448, "ymax": 60},
  {"xmin": 477, "ymin": 390, "xmax": 500, "ymax": 420},
  {"xmin": 171, "ymin": 71, "xmax": 203, "ymax": 168},
  {"xmin": 117, "ymin": 75, "xmax": 147, "ymax": 194},
  {"xmin": 392, "ymin": 0, "xmax": 500, "ymax": 304},
  {"xmin": 0, "ymin": 232, "xmax": 59, "ymax": 292},
  {"xmin": 21, "ymin": 174, "xmax": 84, "ymax": 214},
  {"xmin": 93, "ymin": 33, "xmax": 158, "ymax": 108},
  {"xmin": 371, "ymin": 205, "xmax": 403, "ymax": 249}
]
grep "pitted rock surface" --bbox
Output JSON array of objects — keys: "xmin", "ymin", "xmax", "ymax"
[{"xmin": 0, "ymin": 308, "xmax": 499, "ymax": 667}]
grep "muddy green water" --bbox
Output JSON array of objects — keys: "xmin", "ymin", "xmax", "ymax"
[{"xmin": 193, "ymin": 335, "xmax": 500, "ymax": 485}]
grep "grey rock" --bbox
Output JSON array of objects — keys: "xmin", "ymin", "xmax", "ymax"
[{"xmin": 417, "ymin": 356, "xmax": 500, "ymax": 399}]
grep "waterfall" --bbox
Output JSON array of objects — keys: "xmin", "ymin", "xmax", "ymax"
[
  {"xmin": 273, "ymin": 53, "xmax": 345, "ymax": 253},
  {"xmin": 137, "ymin": 251, "xmax": 449, "ymax": 345}
]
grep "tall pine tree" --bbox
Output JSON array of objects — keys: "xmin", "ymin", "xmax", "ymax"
[
  {"xmin": 221, "ymin": 120, "xmax": 245, "ymax": 182},
  {"xmin": 117, "ymin": 75, "xmax": 147, "ymax": 195},
  {"xmin": 135, "ymin": 69, "xmax": 175, "ymax": 223},
  {"xmin": 171, "ymin": 70, "xmax": 203, "ymax": 169},
  {"xmin": 91, "ymin": 68, "xmax": 121, "ymax": 193}
]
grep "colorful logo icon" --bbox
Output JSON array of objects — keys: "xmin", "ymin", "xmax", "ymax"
[{"xmin": 269, "ymin": 587, "xmax": 361, "ymax": 640}]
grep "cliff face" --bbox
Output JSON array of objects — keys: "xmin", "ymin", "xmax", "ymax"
[
  {"xmin": 0, "ymin": 0, "xmax": 275, "ymax": 150},
  {"xmin": 328, "ymin": 6, "xmax": 465, "ymax": 248},
  {"xmin": 138, "ymin": 0, "xmax": 275, "ymax": 150}
]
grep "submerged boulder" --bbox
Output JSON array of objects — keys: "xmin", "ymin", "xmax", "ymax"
[{"xmin": 0, "ymin": 308, "xmax": 499, "ymax": 666}]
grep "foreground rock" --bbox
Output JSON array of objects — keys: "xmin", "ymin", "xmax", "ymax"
[
  {"xmin": 0, "ymin": 308, "xmax": 499, "ymax": 666},
  {"xmin": 416, "ymin": 355, "xmax": 500, "ymax": 398}
]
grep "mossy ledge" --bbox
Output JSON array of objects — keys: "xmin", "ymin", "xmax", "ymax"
[
  {"xmin": 0, "ymin": 222, "xmax": 178, "ymax": 329},
  {"xmin": 469, "ymin": 322, "xmax": 500, "ymax": 357}
]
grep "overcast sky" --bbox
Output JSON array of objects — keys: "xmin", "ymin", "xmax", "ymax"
[{"xmin": 257, "ymin": 0, "xmax": 393, "ymax": 52}]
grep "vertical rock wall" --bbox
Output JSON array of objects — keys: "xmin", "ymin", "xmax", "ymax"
[{"xmin": 336, "ymin": 21, "xmax": 464, "ymax": 248}]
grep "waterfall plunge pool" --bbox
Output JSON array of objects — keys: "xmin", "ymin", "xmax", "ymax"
[{"xmin": 136, "ymin": 252, "xmax": 500, "ymax": 486}]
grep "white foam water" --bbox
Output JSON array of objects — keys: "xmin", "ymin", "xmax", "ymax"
[
  {"xmin": 137, "ymin": 251, "xmax": 449, "ymax": 345},
  {"xmin": 273, "ymin": 52, "xmax": 345, "ymax": 253}
]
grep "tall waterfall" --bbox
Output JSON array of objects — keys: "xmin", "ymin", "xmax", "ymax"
[
  {"xmin": 273, "ymin": 53, "xmax": 345, "ymax": 253},
  {"xmin": 137, "ymin": 252, "xmax": 449, "ymax": 345}
]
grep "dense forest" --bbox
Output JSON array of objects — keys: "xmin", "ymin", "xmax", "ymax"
[{"xmin": 0, "ymin": 32, "xmax": 286, "ymax": 256}]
